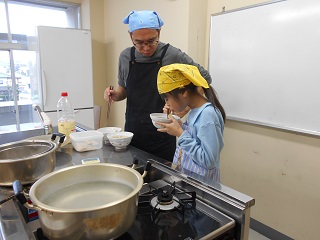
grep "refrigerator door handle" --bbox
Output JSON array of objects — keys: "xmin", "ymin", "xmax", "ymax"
[{"xmin": 42, "ymin": 70, "xmax": 47, "ymax": 106}]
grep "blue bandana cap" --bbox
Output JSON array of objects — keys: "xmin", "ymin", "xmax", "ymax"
[{"xmin": 123, "ymin": 10, "xmax": 164, "ymax": 33}]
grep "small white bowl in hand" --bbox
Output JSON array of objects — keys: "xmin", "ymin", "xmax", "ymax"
[
  {"xmin": 97, "ymin": 127, "xmax": 122, "ymax": 145},
  {"xmin": 107, "ymin": 131, "xmax": 134, "ymax": 151},
  {"xmin": 150, "ymin": 113, "xmax": 180, "ymax": 129}
]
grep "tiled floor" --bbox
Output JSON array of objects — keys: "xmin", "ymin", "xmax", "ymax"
[{"xmin": 249, "ymin": 229, "xmax": 271, "ymax": 240}]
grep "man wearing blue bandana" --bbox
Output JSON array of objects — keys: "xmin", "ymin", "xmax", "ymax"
[{"xmin": 104, "ymin": 10, "xmax": 212, "ymax": 161}]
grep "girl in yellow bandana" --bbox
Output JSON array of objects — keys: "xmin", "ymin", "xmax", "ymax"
[{"xmin": 157, "ymin": 64, "xmax": 226, "ymax": 182}]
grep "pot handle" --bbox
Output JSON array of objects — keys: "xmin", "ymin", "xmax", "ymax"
[
  {"xmin": 13, "ymin": 180, "xmax": 27, "ymax": 204},
  {"xmin": 13, "ymin": 180, "xmax": 41, "ymax": 211},
  {"xmin": 51, "ymin": 133, "xmax": 66, "ymax": 149},
  {"xmin": 132, "ymin": 156, "xmax": 151, "ymax": 178},
  {"xmin": 142, "ymin": 161, "xmax": 151, "ymax": 178}
]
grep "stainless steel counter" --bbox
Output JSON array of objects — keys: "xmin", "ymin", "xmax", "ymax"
[{"xmin": 54, "ymin": 142, "xmax": 167, "ymax": 169}]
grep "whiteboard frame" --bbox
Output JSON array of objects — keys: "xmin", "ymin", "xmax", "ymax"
[{"xmin": 208, "ymin": 0, "xmax": 320, "ymax": 137}]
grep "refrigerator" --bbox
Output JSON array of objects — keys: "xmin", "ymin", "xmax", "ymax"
[{"xmin": 35, "ymin": 26, "xmax": 95, "ymax": 129}]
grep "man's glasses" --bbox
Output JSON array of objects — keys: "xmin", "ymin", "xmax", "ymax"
[{"xmin": 132, "ymin": 39, "xmax": 159, "ymax": 49}]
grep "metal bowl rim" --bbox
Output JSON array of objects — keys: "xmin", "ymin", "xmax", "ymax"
[{"xmin": 0, "ymin": 140, "xmax": 57, "ymax": 162}]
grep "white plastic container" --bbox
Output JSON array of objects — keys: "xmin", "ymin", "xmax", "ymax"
[{"xmin": 69, "ymin": 130, "xmax": 103, "ymax": 152}]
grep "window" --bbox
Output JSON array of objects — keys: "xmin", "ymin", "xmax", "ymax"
[{"xmin": 0, "ymin": 0, "xmax": 80, "ymax": 133}]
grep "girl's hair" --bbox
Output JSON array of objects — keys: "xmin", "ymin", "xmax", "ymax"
[{"xmin": 161, "ymin": 83, "xmax": 226, "ymax": 122}]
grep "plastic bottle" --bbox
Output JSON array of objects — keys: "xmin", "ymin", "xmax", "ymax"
[{"xmin": 57, "ymin": 92, "xmax": 76, "ymax": 144}]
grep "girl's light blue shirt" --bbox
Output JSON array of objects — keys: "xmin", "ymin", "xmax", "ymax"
[{"xmin": 174, "ymin": 102, "xmax": 224, "ymax": 182}]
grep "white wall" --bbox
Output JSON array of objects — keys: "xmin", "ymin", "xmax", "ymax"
[
  {"xmin": 187, "ymin": 0, "xmax": 209, "ymax": 67},
  {"xmin": 207, "ymin": 1, "xmax": 320, "ymax": 239}
]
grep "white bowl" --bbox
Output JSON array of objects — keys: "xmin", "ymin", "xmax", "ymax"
[
  {"xmin": 107, "ymin": 131, "xmax": 134, "ymax": 151},
  {"xmin": 150, "ymin": 113, "xmax": 180, "ymax": 129},
  {"xmin": 97, "ymin": 127, "xmax": 122, "ymax": 144}
]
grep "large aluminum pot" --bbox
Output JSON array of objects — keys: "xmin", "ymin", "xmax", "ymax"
[
  {"xmin": 0, "ymin": 134, "xmax": 65, "ymax": 186},
  {"xmin": 14, "ymin": 163, "xmax": 145, "ymax": 240}
]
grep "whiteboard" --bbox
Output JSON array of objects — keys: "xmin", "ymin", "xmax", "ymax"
[{"xmin": 209, "ymin": 0, "xmax": 320, "ymax": 136}]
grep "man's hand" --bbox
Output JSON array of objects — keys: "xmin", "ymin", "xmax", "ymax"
[{"xmin": 104, "ymin": 85, "xmax": 127, "ymax": 102}]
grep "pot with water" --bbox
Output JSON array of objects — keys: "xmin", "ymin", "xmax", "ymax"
[{"xmin": 13, "ymin": 163, "xmax": 148, "ymax": 239}]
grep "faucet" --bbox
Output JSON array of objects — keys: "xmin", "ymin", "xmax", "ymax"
[{"xmin": 33, "ymin": 104, "xmax": 53, "ymax": 135}]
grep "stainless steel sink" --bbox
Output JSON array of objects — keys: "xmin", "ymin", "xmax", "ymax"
[
  {"xmin": 0, "ymin": 128, "xmax": 46, "ymax": 145},
  {"xmin": 0, "ymin": 124, "xmax": 89, "ymax": 145}
]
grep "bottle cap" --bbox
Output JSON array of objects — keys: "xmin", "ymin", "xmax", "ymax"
[{"xmin": 61, "ymin": 92, "xmax": 68, "ymax": 97}]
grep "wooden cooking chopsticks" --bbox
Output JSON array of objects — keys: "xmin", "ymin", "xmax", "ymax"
[{"xmin": 107, "ymin": 86, "xmax": 114, "ymax": 119}]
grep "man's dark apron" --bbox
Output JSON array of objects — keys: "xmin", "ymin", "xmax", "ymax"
[{"xmin": 125, "ymin": 44, "xmax": 176, "ymax": 161}]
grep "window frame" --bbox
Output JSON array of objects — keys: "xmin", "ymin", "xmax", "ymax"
[
  {"xmin": 1, "ymin": 0, "xmax": 81, "ymax": 50},
  {"xmin": 0, "ymin": 0, "xmax": 81, "ymax": 132}
]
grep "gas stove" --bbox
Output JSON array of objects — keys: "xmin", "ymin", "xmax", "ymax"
[
  {"xmin": 116, "ymin": 179, "xmax": 235, "ymax": 240},
  {"xmin": 0, "ymin": 149, "xmax": 254, "ymax": 240}
]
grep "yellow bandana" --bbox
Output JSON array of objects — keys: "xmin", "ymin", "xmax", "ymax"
[{"xmin": 157, "ymin": 64, "xmax": 209, "ymax": 94}]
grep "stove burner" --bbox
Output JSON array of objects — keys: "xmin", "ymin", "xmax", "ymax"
[
  {"xmin": 150, "ymin": 195, "xmax": 180, "ymax": 210},
  {"xmin": 138, "ymin": 181, "xmax": 196, "ymax": 223},
  {"xmin": 157, "ymin": 189, "xmax": 173, "ymax": 204}
]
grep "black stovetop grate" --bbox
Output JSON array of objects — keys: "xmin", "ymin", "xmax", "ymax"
[
  {"xmin": 117, "ymin": 181, "xmax": 223, "ymax": 240},
  {"xmin": 137, "ymin": 181, "xmax": 196, "ymax": 223}
]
